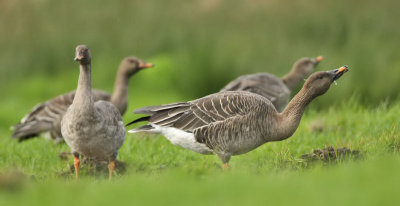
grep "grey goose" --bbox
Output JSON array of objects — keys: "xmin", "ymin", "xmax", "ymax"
[
  {"xmin": 220, "ymin": 56, "xmax": 323, "ymax": 112},
  {"xmin": 12, "ymin": 56, "xmax": 153, "ymax": 143},
  {"xmin": 61, "ymin": 45, "xmax": 126, "ymax": 180},
  {"xmin": 127, "ymin": 65, "xmax": 348, "ymax": 168}
]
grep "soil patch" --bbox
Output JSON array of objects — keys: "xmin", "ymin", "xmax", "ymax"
[
  {"xmin": 301, "ymin": 146, "xmax": 361, "ymax": 162},
  {"xmin": 0, "ymin": 170, "xmax": 29, "ymax": 191}
]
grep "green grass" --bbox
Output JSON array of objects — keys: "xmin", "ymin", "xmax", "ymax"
[
  {"xmin": 1, "ymin": 158, "xmax": 400, "ymax": 206},
  {"xmin": 1, "ymin": 98, "xmax": 399, "ymax": 205}
]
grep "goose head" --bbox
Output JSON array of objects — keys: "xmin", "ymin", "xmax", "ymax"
[
  {"xmin": 119, "ymin": 57, "xmax": 154, "ymax": 76},
  {"xmin": 303, "ymin": 65, "xmax": 349, "ymax": 97},
  {"xmin": 292, "ymin": 56, "xmax": 323, "ymax": 76},
  {"xmin": 74, "ymin": 45, "xmax": 91, "ymax": 65}
]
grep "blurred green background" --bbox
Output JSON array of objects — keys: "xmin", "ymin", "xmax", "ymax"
[{"xmin": 1, "ymin": 0, "xmax": 400, "ymax": 128}]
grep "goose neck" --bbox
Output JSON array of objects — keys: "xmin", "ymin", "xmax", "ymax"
[
  {"xmin": 72, "ymin": 64, "xmax": 94, "ymax": 111},
  {"xmin": 111, "ymin": 69, "xmax": 130, "ymax": 114},
  {"xmin": 274, "ymin": 88, "xmax": 314, "ymax": 140},
  {"xmin": 281, "ymin": 68, "xmax": 305, "ymax": 91}
]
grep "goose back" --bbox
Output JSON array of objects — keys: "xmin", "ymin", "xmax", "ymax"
[{"xmin": 220, "ymin": 73, "xmax": 290, "ymax": 112}]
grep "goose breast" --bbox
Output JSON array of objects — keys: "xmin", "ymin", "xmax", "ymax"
[{"xmin": 62, "ymin": 100, "xmax": 125, "ymax": 159}]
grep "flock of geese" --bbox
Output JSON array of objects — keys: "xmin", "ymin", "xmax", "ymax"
[{"xmin": 11, "ymin": 45, "xmax": 349, "ymax": 180}]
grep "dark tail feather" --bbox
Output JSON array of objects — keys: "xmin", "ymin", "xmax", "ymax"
[
  {"xmin": 128, "ymin": 124, "xmax": 155, "ymax": 133},
  {"xmin": 12, "ymin": 132, "xmax": 39, "ymax": 142},
  {"xmin": 12, "ymin": 125, "xmax": 40, "ymax": 141},
  {"xmin": 11, "ymin": 121, "xmax": 51, "ymax": 142},
  {"xmin": 125, "ymin": 116, "xmax": 150, "ymax": 127}
]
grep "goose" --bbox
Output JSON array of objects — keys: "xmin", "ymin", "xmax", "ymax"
[
  {"xmin": 12, "ymin": 56, "xmax": 153, "ymax": 143},
  {"xmin": 220, "ymin": 56, "xmax": 323, "ymax": 112},
  {"xmin": 61, "ymin": 45, "xmax": 126, "ymax": 180},
  {"xmin": 127, "ymin": 65, "xmax": 348, "ymax": 168}
]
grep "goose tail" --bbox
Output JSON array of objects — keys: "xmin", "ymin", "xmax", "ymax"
[
  {"xmin": 126, "ymin": 116, "xmax": 155, "ymax": 133},
  {"xmin": 125, "ymin": 116, "xmax": 150, "ymax": 127},
  {"xmin": 128, "ymin": 124, "xmax": 155, "ymax": 133},
  {"xmin": 11, "ymin": 121, "xmax": 50, "ymax": 142}
]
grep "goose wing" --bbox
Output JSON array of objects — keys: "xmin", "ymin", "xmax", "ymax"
[
  {"xmin": 132, "ymin": 91, "xmax": 266, "ymax": 133},
  {"xmin": 12, "ymin": 91, "xmax": 76, "ymax": 141}
]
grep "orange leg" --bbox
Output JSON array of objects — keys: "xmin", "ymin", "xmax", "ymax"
[
  {"xmin": 217, "ymin": 153, "xmax": 231, "ymax": 170},
  {"xmin": 222, "ymin": 163, "xmax": 230, "ymax": 170},
  {"xmin": 108, "ymin": 160, "xmax": 116, "ymax": 180},
  {"xmin": 74, "ymin": 155, "xmax": 80, "ymax": 181}
]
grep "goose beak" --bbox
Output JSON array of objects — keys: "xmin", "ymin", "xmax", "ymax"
[
  {"xmin": 74, "ymin": 52, "xmax": 83, "ymax": 61},
  {"xmin": 138, "ymin": 62, "xmax": 154, "ymax": 69},
  {"xmin": 331, "ymin": 65, "xmax": 349, "ymax": 81},
  {"xmin": 311, "ymin": 56, "xmax": 323, "ymax": 66}
]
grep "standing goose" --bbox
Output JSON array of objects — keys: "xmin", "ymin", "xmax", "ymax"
[
  {"xmin": 61, "ymin": 45, "xmax": 126, "ymax": 180},
  {"xmin": 220, "ymin": 56, "xmax": 323, "ymax": 112},
  {"xmin": 127, "ymin": 66, "xmax": 348, "ymax": 168},
  {"xmin": 12, "ymin": 56, "xmax": 153, "ymax": 143}
]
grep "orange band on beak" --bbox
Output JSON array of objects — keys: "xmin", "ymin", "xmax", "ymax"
[
  {"xmin": 316, "ymin": 56, "xmax": 323, "ymax": 62},
  {"xmin": 337, "ymin": 66, "xmax": 348, "ymax": 74},
  {"xmin": 74, "ymin": 55, "xmax": 83, "ymax": 61},
  {"xmin": 139, "ymin": 62, "xmax": 154, "ymax": 68}
]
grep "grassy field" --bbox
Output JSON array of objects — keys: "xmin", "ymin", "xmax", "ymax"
[
  {"xmin": 1, "ymin": 0, "xmax": 400, "ymax": 205},
  {"xmin": 1, "ymin": 98, "xmax": 400, "ymax": 205}
]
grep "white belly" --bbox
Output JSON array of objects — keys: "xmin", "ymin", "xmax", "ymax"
[{"xmin": 152, "ymin": 124, "xmax": 213, "ymax": 155}]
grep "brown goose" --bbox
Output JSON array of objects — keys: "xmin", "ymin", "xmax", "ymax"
[
  {"xmin": 12, "ymin": 56, "xmax": 153, "ymax": 143},
  {"xmin": 220, "ymin": 56, "xmax": 323, "ymax": 112},
  {"xmin": 62, "ymin": 45, "xmax": 126, "ymax": 180},
  {"xmin": 127, "ymin": 65, "xmax": 348, "ymax": 168}
]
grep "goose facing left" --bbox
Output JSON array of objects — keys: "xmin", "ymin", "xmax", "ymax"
[
  {"xmin": 61, "ymin": 45, "xmax": 126, "ymax": 180},
  {"xmin": 127, "ymin": 66, "xmax": 349, "ymax": 168},
  {"xmin": 11, "ymin": 56, "xmax": 153, "ymax": 143}
]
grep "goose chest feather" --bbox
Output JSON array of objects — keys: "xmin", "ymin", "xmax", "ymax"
[{"xmin": 62, "ymin": 101, "xmax": 125, "ymax": 159}]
